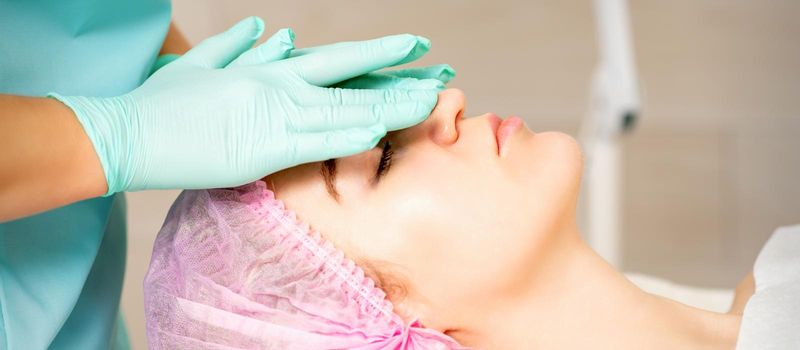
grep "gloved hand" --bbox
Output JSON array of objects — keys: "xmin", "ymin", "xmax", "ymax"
[
  {"xmin": 151, "ymin": 28, "xmax": 456, "ymax": 91},
  {"xmin": 333, "ymin": 64, "xmax": 455, "ymax": 90},
  {"xmin": 51, "ymin": 17, "xmax": 444, "ymax": 195},
  {"xmin": 290, "ymin": 39, "xmax": 455, "ymax": 90}
]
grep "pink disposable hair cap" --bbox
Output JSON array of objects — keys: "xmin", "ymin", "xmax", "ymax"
[{"xmin": 144, "ymin": 181, "xmax": 467, "ymax": 349}]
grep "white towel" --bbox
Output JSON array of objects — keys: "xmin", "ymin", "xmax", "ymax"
[{"xmin": 736, "ymin": 224, "xmax": 800, "ymax": 350}]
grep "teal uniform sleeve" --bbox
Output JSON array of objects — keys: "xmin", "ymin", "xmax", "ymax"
[{"xmin": 0, "ymin": 0, "xmax": 170, "ymax": 349}]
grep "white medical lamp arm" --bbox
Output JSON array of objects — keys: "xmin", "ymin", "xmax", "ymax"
[{"xmin": 580, "ymin": 0, "xmax": 641, "ymax": 267}]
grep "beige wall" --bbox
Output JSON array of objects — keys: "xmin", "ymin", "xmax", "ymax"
[{"xmin": 121, "ymin": 1, "xmax": 800, "ymax": 348}]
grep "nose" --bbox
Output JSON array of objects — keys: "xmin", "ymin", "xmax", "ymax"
[{"xmin": 424, "ymin": 88, "xmax": 465, "ymax": 145}]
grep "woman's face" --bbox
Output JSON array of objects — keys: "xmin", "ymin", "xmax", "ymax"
[{"xmin": 266, "ymin": 88, "xmax": 583, "ymax": 331}]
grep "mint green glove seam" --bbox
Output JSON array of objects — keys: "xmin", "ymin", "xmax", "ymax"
[{"xmin": 47, "ymin": 93, "xmax": 118, "ymax": 197}]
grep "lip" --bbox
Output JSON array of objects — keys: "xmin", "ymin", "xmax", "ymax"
[
  {"xmin": 487, "ymin": 113, "xmax": 502, "ymax": 136},
  {"xmin": 491, "ymin": 115, "xmax": 523, "ymax": 155}
]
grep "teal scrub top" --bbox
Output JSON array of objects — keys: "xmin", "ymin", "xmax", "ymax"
[{"xmin": 0, "ymin": 1, "xmax": 171, "ymax": 349}]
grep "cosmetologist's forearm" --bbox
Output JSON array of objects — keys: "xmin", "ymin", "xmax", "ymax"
[{"xmin": 0, "ymin": 95, "xmax": 107, "ymax": 222}]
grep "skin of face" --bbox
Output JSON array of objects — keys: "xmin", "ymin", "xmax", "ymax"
[{"xmin": 265, "ymin": 88, "xmax": 583, "ymax": 333}]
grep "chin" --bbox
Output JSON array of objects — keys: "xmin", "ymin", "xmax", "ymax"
[
  {"xmin": 539, "ymin": 130, "xmax": 583, "ymax": 170},
  {"xmin": 528, "ymin": 129, "xmax": 583, "ymax": 166},
  {"xmin": 545, "ymin": 131, "xmax": 584, "ymax": 213},
  {"xmin": 516, "ymin": 130, "xmax": 584, "ymax": 212}
]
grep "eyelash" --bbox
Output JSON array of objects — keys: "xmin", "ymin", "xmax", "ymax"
[{"xmin": 375, "ymin": 141, "xmax": 394, "ymax": 181}]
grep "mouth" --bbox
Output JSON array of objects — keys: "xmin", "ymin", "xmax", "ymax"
[{"xmin": 486, "ymin": 113, "xmax": 523, "ymax": 155}]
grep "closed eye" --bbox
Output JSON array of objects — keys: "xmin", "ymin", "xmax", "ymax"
[{"xmin": 374, "ymin": 140, "xmax": 393, "ymax": 184}]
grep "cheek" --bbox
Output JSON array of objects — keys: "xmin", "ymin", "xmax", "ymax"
[
  {"xmin": 363, "ymin": 158, "xmax": 536, "ymax": 302},
  {"xmin": 350, "ymin": 134, "xmax": 584, "ymax": 308}
]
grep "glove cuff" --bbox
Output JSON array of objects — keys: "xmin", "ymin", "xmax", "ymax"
[{"xmin": 47, "ymin": 93, "xmax": 136, "ymax": 196}]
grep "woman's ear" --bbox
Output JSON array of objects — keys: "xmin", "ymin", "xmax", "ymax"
[
  {"xmin": 387, "ymin": 279, "xmax": 456, "ymax": 335},
  {"xmin": 358, "ymin": 259, "xmax": 422, "ymax": 322}
]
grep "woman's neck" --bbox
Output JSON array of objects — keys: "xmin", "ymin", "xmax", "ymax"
[{"xmin": 464, "ymin": 224, "xmax": 741, "ymax": 350}]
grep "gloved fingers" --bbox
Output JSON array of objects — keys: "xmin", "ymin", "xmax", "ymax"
[
  {"xmin": 289, "ymin": 37, "xmax": 429, "ymax": 67},
  {"xmin": 180, "ymin": 16, "xmax": 265, "ymax": 69},
  {"xmin": 229, "ymin": 28, "xmax": 295, "ymax": 67},
  {"xmin": 289, "ymin": 41, "xmax": 351, "ymax": 58},
  {"xmin": 291, "ymin": 124, "xmax": 387, "ymax": 164},
  {"xmin": 380, "ymin": 64, "xmax": 456, "ymax": 83},
  {"xmin": 283, "ymin": 34, "xmax": 431, "ymax": 87},
  {"xmin": 302, "ymin": 84, "xmax": 439, "ymax": 106},
  {"xmin": 334, "ymin": 74, "xmax": 446, "ymax": 90},
  {"xmin": 294, "ymin": 93, "xmax": 436, "ymax": 132}
]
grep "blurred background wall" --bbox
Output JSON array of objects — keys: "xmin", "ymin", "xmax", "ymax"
[{"xmin": 122, "ymin": 0, "xmax": 800, "ymax": 348}]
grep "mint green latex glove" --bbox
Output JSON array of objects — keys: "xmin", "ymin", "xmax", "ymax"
[
  {"xmin": 150, "ymin": 53, "xmax": 181, "ymax": 75},
  {"xmin": 149, "ymin": 25, "xmax": 298, "ymax": 75},
  {"xmin": 334, "ymin": 64, "xmax": 455, "ymax": 90},
  {"xmin": 291, "ymin": 41, "xmax": 456, "ymax": 90},
  {"xmin": 151, "ymin": 28, "xmax": 456, "ymax": 90},
  {"xmin": 51, "ymin": 17, "xmax": 441, "ymax": 195}
]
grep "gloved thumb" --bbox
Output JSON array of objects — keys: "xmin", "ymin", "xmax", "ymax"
[
  {"xmin": 180, "ymin": 16, "xmax": 265, "ymax": 69},
  {"xmin": 228, "ymin": 28, "xmax": 295, "ymax": 67}
]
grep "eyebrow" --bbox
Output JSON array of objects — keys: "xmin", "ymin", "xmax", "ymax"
[{"xmin": 320, "ymin": 159, "xmax": 340, "ymax": 201}]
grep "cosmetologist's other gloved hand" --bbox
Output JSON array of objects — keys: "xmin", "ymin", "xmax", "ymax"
[
  {"xmin": 151, "ymin": 28, "xmax": 456, "ymax": 91},
  {"xmin": 50, "ymin": 17, "xmax": 442, "ymax": 196},
  {"xmin": 290, "ymin": 40, "xmax": 456, "ymax": 90}
]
